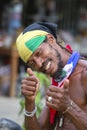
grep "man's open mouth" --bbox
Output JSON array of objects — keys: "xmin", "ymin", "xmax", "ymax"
[
  {"xmin": 41, "ymin": 59, "xmax": 52, "ymax": 73},
  {"xmin": 45, "ymin": 61, "xmax": 51, "ymax": 70}
]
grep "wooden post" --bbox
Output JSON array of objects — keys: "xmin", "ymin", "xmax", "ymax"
[{"xmin": 9, "ymin": 45, "xmax": 19, "ymax": 97}]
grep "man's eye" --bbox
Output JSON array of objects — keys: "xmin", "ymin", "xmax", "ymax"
[
  {"xmin": 30, "ymin": 62, "xmax": 35, "ymax": 67},
  {"xmin": 27, "ymin": 61, "xmax": 35, "ymax": 70},
  {"xmin": 36, "ymin": 51, "xmax": 41, "ymax": 56}
]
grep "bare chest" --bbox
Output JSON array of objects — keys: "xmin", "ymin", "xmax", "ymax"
[
  {"xmin": 69, "ymin": 72, "xmax": 86, "ymax": 107},
  {"xmin": 55, "ymin": 69, "xmax": 87, "ymax": 130}
]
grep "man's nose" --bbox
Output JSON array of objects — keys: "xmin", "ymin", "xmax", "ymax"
[{"xmin": 35, "ymin": 57, "xmax": 43, "ymax": 68}]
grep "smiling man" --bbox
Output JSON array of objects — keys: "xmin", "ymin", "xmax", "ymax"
[{"xmin": 16, "ymin": 22, "xmax": 87, "ymax": 130}]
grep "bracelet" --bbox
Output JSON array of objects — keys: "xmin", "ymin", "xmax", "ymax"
[
  {"xmin": 24, "ymin": 105, "xmax": 37, "ymax": 117},
  {"xmin": 63, "ymin": 100, "xmax": 73, "ymax": 114}
]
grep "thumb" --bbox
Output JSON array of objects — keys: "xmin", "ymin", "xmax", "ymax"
[
  {"xmin": 27, "ymin": 68, "xmax": 34, "ymax": 76},
  {"xmin": 63, "ymin": 79, "xmax": 69, "ymax": 89}
]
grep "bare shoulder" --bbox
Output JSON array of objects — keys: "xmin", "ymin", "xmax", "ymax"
[
  {"xmin": 80, "ymin": 59, "xmax": 87, "ymax": 93},
  {"xmin": 80, "ymin": 59, "xmax": 87, "ymax": 79}
]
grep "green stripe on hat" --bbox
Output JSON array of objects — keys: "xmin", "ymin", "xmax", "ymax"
[{"xmin": 25, "ymin": 35, "xmax": 46, "ymax": 52}]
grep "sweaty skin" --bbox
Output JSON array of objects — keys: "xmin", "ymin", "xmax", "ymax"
[{"xmin": 21, "ymin": 34, "xmax": 87, "ymax": 130}]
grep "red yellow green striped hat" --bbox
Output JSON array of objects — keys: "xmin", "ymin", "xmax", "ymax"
[
  {"xmin": 16, "ymin": 30, "xmax": 48, "ymax": 63},
  {"xmin": 16, "ymin": 22, "xmax": 57, "ymax": 63}
]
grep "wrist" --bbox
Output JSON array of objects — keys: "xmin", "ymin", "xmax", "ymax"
[
  {"xmin": 63, "ymin": 100, "xmax": 73, "ymax": 114},
  {"xmin": 24, "ymin": 105, "xmax": 37, "ymax": 117},
  {"xmin": 25, "ymin": 99, "xmax": 35, "ymax": 112}
]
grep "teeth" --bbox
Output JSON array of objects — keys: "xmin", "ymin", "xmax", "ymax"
[{"xmin": 45, "ymin": 61, "xmax": 51, "ymax": 70}]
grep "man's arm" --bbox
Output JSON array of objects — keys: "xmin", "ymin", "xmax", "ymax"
[
  {"xmin": 21, "ymin": 68, "xmax": 53, "ymax": 130},
  {"xmin": 64, "ymin": 100, "xmax": 87, "ymax": 130},
  {"xmin": 25, "ymin": 103, "xmax": 53, "ymax": 130},
  {"xmin": 25, "ymin": 101, "xmax": 41, "ymax": 130},
  {"xmin": 46, "ymin": 79, "xmax": 87, "ymax": 130}
]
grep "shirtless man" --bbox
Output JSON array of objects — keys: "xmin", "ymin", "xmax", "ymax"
[{"xmin": 16, "ymin": 22, "xmax": 87, "ymax": 130}]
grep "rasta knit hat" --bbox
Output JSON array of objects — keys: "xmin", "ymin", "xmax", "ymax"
[{"xmin": 16, "ymin": 22, "xmax": 58, "ymax": 63}]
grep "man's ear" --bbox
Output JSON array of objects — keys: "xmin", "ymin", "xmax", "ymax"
[{"xmin": 46, "ymin": 34, "xmax": 56, "ymax": 44}]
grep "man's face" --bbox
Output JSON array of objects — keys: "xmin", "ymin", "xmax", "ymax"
[{"xmin": 27, "ymin": 41, "xmax": 63, "ymax": 79}]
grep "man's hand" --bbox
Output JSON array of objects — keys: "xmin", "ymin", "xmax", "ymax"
[
  {"xmin": 46, "ymin": 79, "xmax": 71, "ymax": 112},
  {"xmin": 21, "ymin": 68, "xmax": 40, "ymax": 104}
]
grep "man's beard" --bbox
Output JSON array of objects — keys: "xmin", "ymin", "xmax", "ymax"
[
  {"xmin": 51, "ymin": 51, "xmax": 63, "ymax": 80},
  {"xmin": 52, "ymin": 60, "xmax": 63, "ymax": 80}
]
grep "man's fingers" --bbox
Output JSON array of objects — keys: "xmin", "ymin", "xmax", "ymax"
[
  {"xmin": 26, "ymin": 68, "xmax": 39, "ymax": 84},
  {"xmin": 27, "ymin": 68, "xmax": 34, "ymax": 76}
]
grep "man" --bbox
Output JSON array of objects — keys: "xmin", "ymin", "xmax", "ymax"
[{"xmin": 16, "ymin": 22, "xmax": 87, "ymax": 130}]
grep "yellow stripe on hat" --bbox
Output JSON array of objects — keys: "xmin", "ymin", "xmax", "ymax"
[
  {"xmin": 19, "ymin": 30, "xmax": 48, "ymax": 44},
  {"xmin": 16, "ymin": 30, "xmax": 49, "ymax": 63}
]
